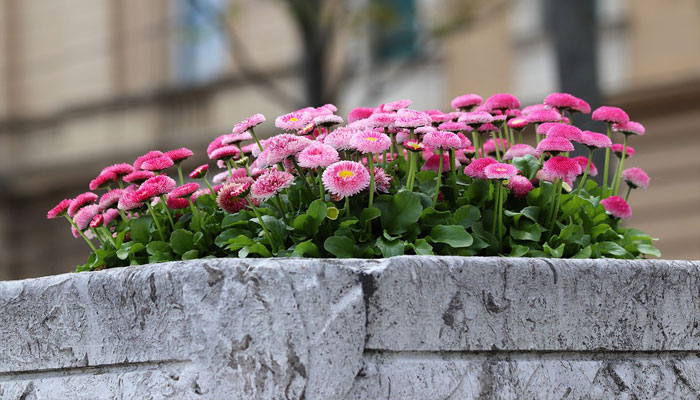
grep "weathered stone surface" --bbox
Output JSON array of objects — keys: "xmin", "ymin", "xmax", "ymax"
[{"xmin": 0, "ymin": 256, "xmax": 698, "ymax": 399}]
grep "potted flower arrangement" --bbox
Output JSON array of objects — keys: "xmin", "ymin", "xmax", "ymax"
[{"xmin": 47, "ymin": 93, "xmax": 658, "ymax": 271}]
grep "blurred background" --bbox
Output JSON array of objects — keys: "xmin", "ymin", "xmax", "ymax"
[{"xmin": 0, "ymin": 0, "xmax": 698, "ymax": 280}]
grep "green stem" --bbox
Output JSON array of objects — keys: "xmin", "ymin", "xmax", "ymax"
[
  {"xmin": 497, "ymin": 182, "xmax": 504, "ymax": 250},
  {"xmin": 602, "ymin": 124, "xmax": 612, "ymax": 195},
  {"xmin": 612, "ymin": 134, "xmax": 629, "ymax": 196},
  {"xmin": 546, "ymin": 179, "xmax": 562, "ymax": 235},
  {"xmin": 100, "ymin": 226, "xmax": 116, "ymax": 248},
  {"xmin": 274, "ymin": 194, "xmax": 289, "ymax": 225},
  {"xmin": 492, "ymin": 132, "xmax": 501, "ymax": 161},
  {"xmin": 479, "ymin": 131, "xmax": 485, "ymax": 159},
  {"xmin": 176, "ymin": 165, "xmax": 184, "ymax": 186},
  {"xmin": 160, "ymin": 195, "xmax": 176, "ymax": 229},
  {"xmin": 535, "ymin": 124, "xmax": 541, "ymax": 146},
  {"xmin": 449, "ymin": 148, "xmax": 457, "ymax": 191},
  {"xmin": 343, "ymin": 196, "xmax": 350, "ymax": 218},
  {"xmin": 188, "ymin": 199, "xmax": 200, "ymax": 228},
  {"xmin": 292, "ymin": 158, "xmax": 313, "ymax": 193},
  {"xmin": 386, "ymin": 127, "xmax": 397, "ymax": 162},
  {"xmin": 65, "ymin": 215, "xmax": 98, "ymax": 252},
  {"xmin": 368, "ymin": 157, "xmax": 376, "ymax": 208},
  {"xmin": 577, "ymin": 149, "xmax": 594, "ymax": 191},
  {"xmin": 247, "ymin": 197, "xmax": 276, "ymax": 252},
  {"xmin": 407, "ymin": 152, "xmax": 417, "ymax": 191},
  {"xmin": 146, "ymin": 202, "xmax": 166, "ymax": 241},
  {"xmin": 625, "ymin": 186, "xmax": 632, "ymax": 202},
  {"xmin": 317, "ymin": 168, "xmax": 325, "ymax": 200},
  {"xmin": 225, "ymin": 160, "xmax": 234, "ymax": 178},
  {"xmin": 250, "ymin": 127, "xmax": 264, "ymax": 152},
  {"xmin": 518, "ymin": 130, "xmax": 523, "ymax": 145},
  {"xmin": 491, "ymin": 182, "xmax": 498, "ymax": 236},
  {"xmin": 203, "ymin": 177, "xmax": 217, "ymax": 199},
  {"xmin": 90, "ymin": 228, "xmax": 107, "ymax": 247},
  {"xmin": 470, "ymin": 130, "xmax": 480, "ymax": 159},
  {"xmin": 432, "ymin": 149, "xmax": 444, "ymax": 206}
]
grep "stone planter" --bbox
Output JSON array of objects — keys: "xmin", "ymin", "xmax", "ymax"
[{"xmin": 1, "ymin": 256, "xmax": 698, "ymax": 399}]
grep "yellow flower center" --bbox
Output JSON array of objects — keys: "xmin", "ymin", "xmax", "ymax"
[
  {"xmin": 366, "ymin": 137, "xmax": 377, "ymax": 142},
  {"xmin": 338, "ymin": 170, "xmax": 354, "ymax": 178},
  {"xmin": 409, "ymin": 143, "xmax": 420, "ymax": 149},
  {"xmin": 290, "ymin": 117, "xmax": 298, "ymax": 122}
]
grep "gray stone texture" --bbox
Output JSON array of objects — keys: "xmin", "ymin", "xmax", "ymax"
[{"xmin": 0, "ymin": 256, "xmax": 698, "ymax": 399}]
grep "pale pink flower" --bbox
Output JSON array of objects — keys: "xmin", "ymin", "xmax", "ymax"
[
  {"xmin": 503, "ymin": 144, "xmax": 540, "ymax": 160},
  {"xmin": 324, "ymin": 127, "xmax": 358, "ymax": 150},
  {"xmin": 394, "ymin": 109, "xmax": 431, "ymax": 128},
  {"xmin": 480, "ymin": 138, "xmax": 508, "ymax": 156},
  {"xmin": 275, "ymin": 110, "xmax": 312, "ymax": 130},
  {"xmin": 141, "ymin": 155, "xmax": 174, "ymax": 172},
  {"xmin": 545, "ymin": 123, "xmax": 582, "ymax": 142},
  {"xmin": 118, "ymin": 191, "xmax": 146, "ymax": 211},
  {"xmin": 427, "ymin": 110, "xmax": 453, "ymax": 124},
  {"xmin": 103, "ymin": 208, "xmax": 121, "ymax": 226},
  {"xmin": 612, "ymin": 144, "xmax": 635, "ymax": 158},
  {"xmin": 348, "ymin": 107, "xmax": 375, "ymax": 123},
  {"xmin": 140, "ymin": 175, "xmax": 177, "ymax": 198},
  {"xmin": 536, "ymin": 122, "xmax": 559, "ymax": 135},
  {"xmin": 508, "ymin": 176, "xmax": 533, "ymax": 198},
  {"xmin": 241, "ymin": 143, "xmax": 259, "ymax": 155},
  {"xmin": 232, "ymin": 113, "xmax": 265, "ymax": 135},
  {"xmin": 297, "ymin": 142, "xmax": 339, "ymax": 168},
  {"xmin": 123, "ymin": 170, "xmax": 155, "ymax": 185},
  {"xmin": 485, "ymin": 163, "xmax": 518, "ymax": 180},
  {"xmin": 349, "ymin": 130, "xmax": 392, "ymax": 154},
  {"xmin": 189, "ymin": 164, "xmax": 209, "ymax": 179},
  {"xmin": 368, "ymin": 112, "xmax": 397, "ymax": 128},
  {"xmin": 379, "ymin": 99, "xmax": 412, "ymax": 112},
  {"xmin": 209, "ymin": 146, "xmax": 241, "ymax": 160},
  {"xmin": 507, "ymin": 117, "xmax": 529, "ymax": 130},
  {"xmin": 222, "ymin": 131, "xmax": 253, "ymax": 144},
  {"xmin": 101, "ymin": 163, "xmax": 134, "ymax": 178},
  {"xmin": 250, "ymin": 169, "xmax": 294, "ymax": 200},
  {"xmin": 456, "ymin": 133, "xmax": 472, "ymax": 149},
  {"xmin": 99, "ymin": 189, "xmax": 124, "ymax": 210},
  {"xmin": 164, "ymin": 148, "xmax": 194, "ymax": 163},
  {"xmin": 134, "ymin": 151, "xmax": 165, "ymax": 170},
  {"xmin": 421, "ymin": 154, "xmax": 457, "ymax": 172},
  {"xmin": 437, "ymin": 121, "xmax": 467, "ymax": 132},
  {"xmin": 478, "ymin": 123, "xmax": 498, "ymax": 133},
  {"xmin": 414, "ymin": 126, "xmax": 436, "ymax": 135},
  {"xmin": 579, "ymin": 130, "xmax": 612, "ymax": 148},
  {"xmin": 372, "ymin": 167, "xmax": 393, "ymax": 193},
  {"xmin": 74, "ymin": 204, "xmax": 100, "ymax": 230},
  {"xmin": 484, "ymin": 93, "xmax": 520, "ymax": 111},
  {"xmin": 592, "ymin": 106, "xmax": 629, "ymax": 124},
  {"xmin": 458, "ymin": 111, "xmax": 493, "ymax": 127},
  {"xmin": 600, "ymin": 196, "xmax": 632, "ymax": 219},
  {"xmin": 537, "ymin": 137, "xmax": 575, "ymax": 153},
  {"xmin": 451, "ymin": 94, "xmax": 483, "ymax": 110},
  {"xmin": 256, "ymin": 134, "xmax": 312, "ymax": 168},
  {"xmin": 423, "ymin": 130, "xmax": 461, "ymax": 150},
  {"xmin": 572, "ymin": 156, "xmax": 598, "ymax": 176},
  {"xmin": 68, "ymin": 192, "xmax": 99, "ymax": 217},
  {"xmin": 613, "ymin": 121, "xmax": 645, "ymax": 136},
  {"xmin": 463, "ymin": 157, "xmax": 498, "ymax": 180},
  {"xmin": 322, "ymin": 161, "xmax": 370, "ymax": 198},
  {"xmin": 522, "ymin": 104, "xmax": 549, "ymax": 116},
  {"xmin": 543, "ymin": 156, "xmax": 582, "ymax": 180},
  {"xmin": 89, "ymin": 172, "xmax": 118, "ymax": 190},
  {"xmin": 526, "ymin": 109, "xmax": 562, "ymax": 124},
  {"xmin": 314, "ymin": 114, "xmax": 343, "ymax": 127},
  {"xmin": 47, "ymin": 199, "xmax": 72, "ymax": 219},
  {"xmin": 622, "ymin": 167, "xmax": 650, "ymax": 189}
]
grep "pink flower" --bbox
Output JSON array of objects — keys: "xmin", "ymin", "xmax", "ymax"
[
  {"xmin": 491, "ymin": 114, "xmax": 507, "ymax": 126},
  {"xmin": 394, "ymin": 109, "xmax": 431, "ymax": 128},
  {"xmin": 507, "ymin": 117, "xmax": 529, "ymax": 130},
  {"xmin": 167, "ymin": 183, "xmax": 200, "ymax": 209},
  {"xmin": 241, "ymin": 143, "xmax": 258, "ymax": 155},
  {"xmin": 222, "ymin": 131, "xmax": 253, "ymax": 144},
  {"xmin": 103, "ymin": 208, "xmax": 120, "ymax": 226},
  {"xmin": 164, "ymin": 148, "xmax": 194, "ymax": 163},
  {"xmin": 379, "ymin": 99, "xmax": 412, "ymax": 112},
  {"xmin": 89, "ymin": 172, "xmax": 118, "ymax": 190},
  {"xmin": 545, "ymin": 123, "xmax": 582, "ymax": 142},
  {"xmin": 537, "ymin": 137, "xmax": 575, "ymax": 153},
  {"xmin": 542, "ymin": 156, "xmax": 582, "ymax": 180},
  {"xmin": 579, "ymin": 130, "xmax": 613, "ymax": 148},
  {"xmin": 47, "ymin": 199, "xmax": 72, "ymax": 219},
  {"xmin": 348, "ymin": 107, "xmax": 375, "ymax": 123},
  {"xmin": 350, "ymin": 130, "xmax": 392, "ymax": 154},
  {"xmin": 592, "ymin": 106, "xmax": 629, "ymax": 124},
  {"xmin": 522, "ymin": 104, "xmax": 549, "ymax": 115},
  {"xmin": 314, "ymin": 114, "xmax": 343, "ymax": 127},
  {"xmin": 622, "ymin": 167, "xmax": 650, "ymax": 189},
  {"xmin": 372, "ymin": 167, "xmax": 393, "ymax": 193},
  {"xmin": 536, "ymin": 122, "xmax": 559, "ymax": 135},
  {"xmin": 207, "ymin": 135, "xmax": 227, "ymax": 157},
  {"xmin": 322, "ymin": 161, "xmax": 370, "ymax": 198},
  {"xmin": 250, "ymin": 169, "xmax": 295, "ymax": 200},
  {"xmin": 480, "ymin": 138, "xmax": 508, "ymax": 156},
  {"xmin": 90, "ymin": 214, "xmax": 104, "ymax": 228},
  {"xmin": 404, "ymin": 139, "xmax": 426, "ymax": 152},
  {"xmin": 123, "ymin": 170, "xmax": 155, "ymax": 184},
  {"xmin": 508, "ymin": 176, "xmax": 533, "ymax": 198},
  {"xmin": 368, "ymin": 112, "xmax": 397, "ymax": 128},
  {"xmin": 526, "ymin": 108, "xmax": 562, "ymax": 124},
  {"xmin": 324, "ymin": 127, "xmax": 357, "ymax": 150},
  {"xmin": 189, "ymin": 164, "xmax": 209, "ymax": 179},
  {"xmin": 140, "ymin": 175, "xmax": 177, "ymax": 198},
  {"xmin": 427, "ymin": 111, "xmax": 453, "ymax": 124},
  {"xmin": 612, "ymin": 144, "xmax": 635, "ymax": 158},
  {"xmin": 212, "ymin": 168, "xmax": 247, "ymax": 184},
  {"xmin": 456, "ymin": 133, "xmax": 472, "ymax": 149},
  {"xmin": 141, "ymin": 155, "xmax": 174, "ymax": 172},
  {"xmin": 503, "ymin": 144, "xmax": 540, "ymax": 160},
  {"xmin": 451, "ymin": 94, "xmax": 483, "ymax": 110},
  {"xmin": 414, "ymin": 126, "xmax": 436, "ymax": 135},
  {"xmin": 613, "ymin": 121, "xmax": 645, "ymax": 136},
  {"xmin": 437, "ymin": 121, "xmax": 467, "ymax": 132},
  {"xmin": 275, "ymin": 110, "xmax": 312, "ymax": 131},
  {"xmin": 484, "ymin": 93, "xmax": 520, "ymax": 111},
  {"xmin": 600, "ymin": 196, "xmax": 632, "ymax": 219},
  {"xmin": 99, "ymin": 189, "xmax": 124, "ymax": 210},
  {"xmin": 573, "ymin": 98, "xmax": 591, "ymax": 114},
  {"xmin": 68, "ymin": 192, "xmax": 99, "ymax": 217},
  {"xmin": 423, "ymin": 130, "xmax": 461, "ymax": 150},
  {"xmin": 422, "ymin": 154, "xmax": 458, "ymax": 172},
  {"xmin": 209, "ymin": 145, "xmax": 241, "ymax": 161},
  {"xmin": 256, "ymin": 134, "xmax": 312, "ymax": 168},
  {"xmin": 484, "ymin": 163, "xmax": 518, "ymax": 180},
  {"xmin": 458, "ymin": 111, "xmax": 493, "ymax": 126},
  {"xmin": 543, "ymin": 93, "xmax": 589, "ymax": 113},
  {"xmin": 134, "ymin": 151, "xmax": 165, "ymax": 170},
  {"xmin": 118, "ymin": 191, "xmax": 146, "ymax": 211},
  {"xmin": 478, "ymin": 123, "xmax": 498, "ymax": 133},
  {"xmin": 74, "ymin": 204, "xmax": 100, "ymax": 230},
  {"xmin": 101, "ymin": 163, "xmax": 134, "ymax": 178},
  {"xmin": 463, "ymin": 157, "xmax": 498, "ymax": 179},
  {"xmin": 232, "ymin": 113, "xmax": 265, "ymax": 135},
  {"xmin": 297, "ymin": 142, "xmax": 339, "ymax": 168},
  {"xmin": 572, "ymin": 156, "xmax": 598, "ymax": 176}
]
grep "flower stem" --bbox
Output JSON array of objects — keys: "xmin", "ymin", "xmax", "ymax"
[
  {"xmin": 546, "ymin": 179, "xmax": 562, "ymax": 235},
  {"xmin": 612, "ymin": 134, "xmax": 629, "ymax": 196},
  {"xmin": 90, "ymin": 228, "xmax": 107, "ymax": 247},
  {"xmin": 470, "ymin": 130, "xmax": 480, "ymax": 159},
  {"xmin": 492, "ymin": 132, "xmax": 501, "ymax": 161},
  {"xmin": 100, "ymin": 227, "xmax": 116, "ymax": 248},
  {"xmin": 203, "ymin": 177, "xmax": 217, "ymax": 200},
  {"xmin": 292, "ymin": 158, "xmax": 313, "ymax": 193},
  {"xmin": 432, "ymin": 149, "xmax": 444, "ymax": 207},
  {"xmin": 602, "ymin": 124, "xmax": 612, "ymax": 195},
  {"xmin": 65, "ymin": 215, "xmax": 98, "ymax": 252},
  {"xmin": 625, "ymin": 186, "xmax": 632, "ymax": 201},
  {"xmin": 160, "ymin": 195, "xmax": 176, "ymax": 229},
  {"xmin": 449, "ymin": 148, "xmax": 457, "ymax": 192},
  {"xmin": 577, "ymin": 149, "xmax": 594, "ymax": 191},
  {"xmin": 343, "ymin": 196, "xmax": 350, "ymax": 217},
  {"xmin": 535, "ymin": 124, "xmax": 541, "ymax": 146},
  {"xmin": 176, "ymin": 165, "xmax": 184, "ymax": 185},
  {"xmin": 188, "ymin": 199, "xmax": 200, "ymax": 228},
  {"xmin": 368, "ymin": 157, "xmax": 376, "ymax": 208},
  {"xmin": 250, "ymin": 127, "xmax": 264, "ymax": 152},
  {"xmin": 407, "ymin": 152, "xmax": 417, "ymax": 191},
  {"xmin": 146, "ymin": 202, "xmax": 167, "ymax": 241},
  {"xmin": 518, "ymin": 131, "xmax": 523, "ymax": 145},
  {"xmin": 247, "ymin": 197, "xmax": 276, "ymax": 252},
  {"xmin": 317, "ymin": 168, "xmax": 325, "ymax": 200},
  {"xmin": 491, "ymin": 182, "xmax": 499, "ymax": 237},
  {"xmin": 225, "ymin": 160, "xmax": 234, "ymax": 178},
  {"xmin": 274, "ymin": 194, "xmax": 289, "ymax": 225}
]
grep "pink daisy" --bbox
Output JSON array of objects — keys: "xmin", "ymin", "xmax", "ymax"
[
  {"xmin": 222, "ymin": 131, "xmax": 253, "ymax": 145},
  {"xmin": 372, "ymin": 167, "xmax": 393, "ymax": 193},
  {"xmin": 573, "ymin": 98, "xmax": 591, "ymax": 114},
  {"xmin": 463, "ymin": 157, "xmax": 498, "ymax": 180},
  {"xmin": 348, "ymin": 107, "xmax": 375, "ymax": 123},
  {"xmin": 99, "ymin": 189, "xmax": 124, "ymax": 210},
  {"xmin": 256, "ymin": 134, "xmax": 312, "ymax": 168},
  {"xmin": 394, "ymin": 109, "xmax": 431, "ymax": 128},
  {"xmin": 275, "ymin": 110, "xmax": 312, "ymax": 131},
  {"xmin": 421, "ymin": 154, "xmax": 459, "ymax": 172},
  {"xmin": 437, "ymin": 121, "xmax": 467, "ymax": 132},
  {"xmin": 537, "ymin": 137, "xmax": 575, "ymax": 153},
  {"xmin": 140, "ymin": 155, "xmax": 174, "ymax": 172},
  {"xmin": 404, "ymin": 139, "xmax": 426, "ymax": 153},
  {"xmin": 250, "ymin": 169, "xmax": 295, "ymax": 201},
  {"xmin": 241, "ymin": 143, "xmax": 259, "ymax": 155},
  {"xmin": 622, "ymin": 167, "xmax": 650, "ymax": 189},
  {"xmin": 103, "ymin": 208, "xmax": 121, "ymax": 226},
  {"xmin": 579, "ymin": 130, "xmax": 613, "ymax": 148},
  {"xmin": 74, "ymin": 204, "xmax": 101, "ymax": 230},
  {"xmin": 542, "ymin": 156, "xmax": 582, "ymax": 180},
  {"xmin": 507, "ymin": 117, "xmax": 529, "ymax": 130},
  {"xmin": 490, "ymin": 114, "xmax": 508, "ymax": 126},
  {"xmin": 232, "ymin": 113, "xmax": 265, "ymax": 135},
  {"xmin": 503, "ymin": 144, "xmax": 540, "ymax": 160},
  {"xmin": 592, "ymin": 106, "xmax": 629, "ymax": 124},
  {"xmin": 543, "ymin": 93, "xmax": 588, "ymax": 113},
  {"xmin": 613, "ymin": 121, "xmax": 645, "ymax": 136},
  {"xmin": 297, "ymin": 142, "xmax": 339, "ymax": 168},
  {"xmin": 427, "ymin": 111, "xmax": 453, "ymax": 124},
  {"xmin": 47, "ymin": 199, "xmax": 72, "ymax": 219},
  {"xmin": 140, "ymin": 175, "xmax": 177, "ymax": 198},
  {"xmin": 167, "ymin": 183, "xmax": 200, "ymax": 209},
  {"xmin": 508, "ymin": 176, "xmax": 533, "ymax": 198},
  {"xmin": 189, "ymin": 164, "xmax": 209, "ymax": 179},
  {"xmin": 123, "ymin": 170, "xmax": 155, "ymax": 184},
  {"xmin": 456, "ymin": 133, "xmax": 472, "ymax": 149},
  {"xmin": 478, "ymin": 123, "xmax": 498, "ymax": 133},
  {"xmin": 349, "ymin": 130, "xmax": 392, "ymax": 154},
  {"xmin": 414, "ymin": 126, "xmax": 436, "ymax": 135},
  {"xmin": 89, "ymin": 214, "xmax": 104, "ymax": 229},
  {"xmin": 457, "ymin": 111, "xmax": 493, "ymax": 126},
  {"xmin": 133, "ymin": 151, "xmax": 165, "ymax": 170},
  {"xmin": 572, "ymin": 156, "xmax": 598, "ymax": 176},
  {"xmin": 484, "ymin": 93, "xmax": 520, "ymax": 111},
  {"xmin": 480, "ymin": 138, "xmax": 508, "ymax": 156},
  {"xmin": 368, "ymin": 112, "xmax": 397, "ymax": 128},
  {"xmin": 522, "ymin": 104, "xmax": 549, "ymax": 116},
  {"xmin": 209, "ymin": 145, "xmax": 241, "ymax": 160},
  {"xmin": 612, "ymin": 144, "xmax": 635, "ymax": 158},
  {"xmin": 68, "ymin": 192, "xmax": 99, "ymax": 217},
  {"xmin": 118, "ymin": 191, "xmax": 146, "ymax": 211},
  {"xmin": 423, "ymin": 130, "xmax": 461, "ymax": 150},
  {"xmin": 600, "ymin": 196, "xmax": 632, "ymax": 219},
  {"xmin": 536, "ymin": 122, "xmax": 559, "ymax": 135},
  {"xmin": 484, "ymin": 162, "xmax": 518, "ymax": 180},
  {"xmin": 164, "ymin": 148, "xmax": 194, "ymax": 163},
  {"xmin": 322, "ymin": 161, "xmax": 370, "ymax": 198},
  {"xmin": 89, "ymin": 171, "xmax": 118, "ymax": 190},
  {"xmin": 101, "ymin": 163, "xmax": 134, "ymax": 178},
  {"xmin": 526, "ymin": 109, "xmax": 562, "ymax": 124},
  {"xmin": 379, "ymin": 99, "xmax": 412, "ymax": 112},
  {"xmin": 545, "ymin": 123, "xmax": 582, "ymax": 142},
  {"xmin": 451, "ymin": 94, "xmax": 483, "ymax": 110},
  {"xmin": 324, "ymin": 127, "xmax": 358, "ymax": 150},
  {"xmin": 314, "ymin": 114, "xmax": 343, "ymax": 127}
]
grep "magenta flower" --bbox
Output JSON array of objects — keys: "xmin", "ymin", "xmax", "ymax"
[
  {"xmin": 404, "ymin": 139, "xmax": 426, "ymax": 153},
  {"xmin": 101, "ymin": 163, "xmax": 134, "ymax": 178},
  {"xmin": 573, "ymin": 98, "xmax": 591, "ymax": 114},
  {"xmin": 103, "ymin": 208, "xmax": 120, "ymax": 226},
  {"xmin": 592, "ymin": 106, "xmax": 629, "ymax": 124},
  {"xmin": 572, "ymin": 156, "xmax": 598, "ymax": 176},
  {"xmin": 526, "ymin": 109, "xmax": 562, "ymax": 124},
  {"xmin": 324, "ymin": 127, "xmax": 357, "ymax": 150},
  {"xmin": 209, "ymin": 145, "xmax": 241, "ymax": 161},
  {"xmin": 478, "ymin": 123, "xmax": 498, "ymax": 133},
  {"xmin": 47, "ymin": 199, "xmax": 72, "ymax": 219},
  {"xmin": 507, "ymin": 117, "xmax": 529, "ymax": 130},
  {"xmin": 457, "ymin": 111, "xmax": 493, "ymax": 127},
  {"xmin": 522, "ymin": 104, "xmax": 548, "ymax": 115},
  {"xmin": 167, "ymin": 183, "xmax": 200, "ymax": 209},
  {"xmin": 118, "ymin": 191, "xmax": 146, "ymax": 211},
  {"xmin": 232, "ymin": 113, "xmax": 265, "ymax": 135},
  {"xmin": 427, "ymin": 111, "xmax": 453, "ymax": 124},
  {"xmin": 622, "ymin": 167, "xmax": 650, "ymax": 189},
  {"xmin": 189, "ymin": 164, "xmax": 209, "ymax": 179},
  {"xmin": 612, "ymin": 144, "xmax": 635, "ymax": 158},
  {"xmin": 222, "ymin": 131, "xmax": 253, "ymax": 144},
  {"xmin": 579, "ymin": 130, "xmax": 613, "ymax": 148},
  {"xmin": 250, "ymin": 169, "xmax": 295, "ymax": 201},
  {"xmin": 536, "ymin": 122, "xmax": 559, "ymax": 135},
  {"xmin": 508, "ymin": 176, "xmax": 533, "ymax": 198},
  {"xmin": 394, "ymin": 109, "xmax": 431, "ymax": 128},
  {"xmin": 600, "ymin": 196, "xmax": 632, "ymax": 219},
  {"xmin": 164, "ymin": 148, "xmax": 194, "ymax": 163},
  {"xmin": 422, "ymin": 153, "xmax": 458, "ymax": 172},
  {"xmin": 480, "ymin": 138, "xmax": 508, "ymax": 156},
  {"xmin": 141, "ymin": 155, "xmax": 174, "ymax": 172},
  {"xmin": 451, "ymin": 94, "xmax": 483, "ymax": 110},
  {"xmin": 414, "ymin": 126, "xmax": 436, "ymax": 135},
  {"xmin": 537, "ymin": 137, "xmax": 575, "ymax": 153},
  {"xmin": 68, "ymin": 192, "xmax": 99, "ymax": 217},
  {"xmin": 485, "ymin": 163, "xmax": 518, "ymax": 180},
  {"xmin": 379, "ymin": 99, "xmax": 412, "ymax": 112},
  {"xmin": 542, "ymin": 156, "xmax": 582, "ymax": 180},
  {"xmin": 99, "ymin": 189, "xmax": 124, "ymax": 210},
  {"xmin": 368, "ymin": 112, "xmax": 397, "ymax": 128},
  {"xmin": 545, "ymin": 123, "xmax": 582, "ymax": 142},
  {"xmin": 322, "ymin": 161, "xmax": 370, "ymax": 198},
  {"xmin": 613, "ymin": 121, "xmax": 645, "ymax": 136},
  {"xmin": 123, "ymin": 170, "xmax": 155, "ymax": 185},
  {"xmin": 437, "ymin": 121, "xmax": 467, "ymax": 132},
  {"xmin": 256, "ymin": 134, "xmax": 312, "ymax": 168},
  {"xmin": 133, "ymin": 151, "xmax": 165, "ymax": 170},
  {"xmin": 423, "ymin": 130, "xmax": 461, "ymax": 150},
  {"xmin": 297, "ymin": 142, "xmax": 339, "ymax": 168},
  {"xmin": 543, "ymin": 93, "xmax": 589, "ymax": 113},
  {"xmin": 372, "ymin": 167, "xmax": 393, "ymax": 193},
  {"xmin": 314, "ymin": 114, "xmax": 343, "ymax": 127},
  {"xmin": 484, "ymin": 93, "xmax": 520, "ymax": 111},
  {"xmin": 89, "ymin": 214, "xmax": 104, "ymax": 229},
  {"xmin": 348, "ymin": 107, "xmax": 375, "ymax": 123},
  {"xmin": 349, "ymin": 130, "xmax": 392, "ymax": 154},
  {"xmin": 456, "ymin": 133, "xmax": 472, "ymax": 149},
  {"xmin": 89, "ymin": 172, "xmax": 118, "ymax": 190},
  {"xmin": 503, "ymin": 144, "xmax": 540, "ymax": 160},
  {"xmin": 74, "ymin": 204, "xmax": 100, "ymax": 230},
  {"xmin": 463, "ymin": 157, "xmax": 498, "ymax": 180},
  {"xmin": 140, "ymin": 175, "xmax": 177, "ymax": 198},
  {"xmin": 275, "ymin": 110, "xmax": 312, "ymax": 131}
]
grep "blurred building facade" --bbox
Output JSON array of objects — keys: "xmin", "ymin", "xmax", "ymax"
[{"xmin": 0, "ymin": 0, "xmax": 698, "ymax": 279}]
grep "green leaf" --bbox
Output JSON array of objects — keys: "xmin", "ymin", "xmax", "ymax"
[
  {"xmin": 409, "ymin": 238, "xmax": 434, "ymax": 255},
  {"xmin": 512, "ymin": 154, "xmax": 540, "ymax": 180},
  {"xmin": 324, "ymin": 236, "xmax": 363, "ymax": 258},
  {"xmin": 222, "ymin": 212, "xmax": 252, "ymax": 228},
  {"xmin": 376, "ymin": 237, "xmax": 405, "ymax": 257},
  {"xmin": 131, "ymin": 216, "xmax": 153, "ymax": 244},
  {"xmin": 245, "ymin": 243, "xmax": 272, "ymax": 258},
  {"xmin": 428, "ymin": 225, "xmax": 473, "ymax": 248},
  {"xmin": 509, "ymin": 245, "xmax": 529, "ymax": 257},
  {"xmin": 146, "ymin": 241, "xmax": 170, "ymax": 255},
  {"xmin": 452, "ymin": 205, "xmax": 481, "ymax": 229},
  {"xmin": 225, "ymin": 235, "xmax": 255, "ymax": 251},
  {"xmin": 215, "ymin": 228, "xmax": 250, "ymax": 247},
  {"xmin": 510, "ymin": 223, "xmax": 542, "ymax": 242},
  {"xmin": 259, "ymin": 215, "xmax": 287, "ymax": 243},
  {"xmin": 420, "ymin": 207, "xmax": 451, "ymax": 228},
  {"xmin": 598, "ymin": 241, "xmax": 628, "ymax": 257},
  {"xmin": 339, "ymin": 218, "xmax": 358, "ymax": 229},
  {"xmin": 572, "ymin": 246, "xmax": 592, "ymax": 259},
  {"xmin": 637, "ymin": 244, "xmax": 661, "ymax": 258},
  {"xmin": 292, "ymin": 240, "xmax": 320, "ymax": 257},
  {"xmin": 182, "ymin": 249, "xmax": 199, "ymax": 260},
  {"xmin": 360, "ymin": 207, "xmax": 382, "ymax": 223},
  {"xmin": 170, "ymin": 229, "xmax": 194, "ymax": 255},
  {"xmin": 376, "ymin": 190, "xmax": 423, "ymax": 235},
  {"xmin": 307, "ymin": 200, "xmax": 328, "ymax": 225},
  {"xmin": 543, "ymin": 242, "xmax": 565, "ymax": 258},
  {"xmin": 116, "ymin": 242, "xmax": 145, "ymax": 260}
]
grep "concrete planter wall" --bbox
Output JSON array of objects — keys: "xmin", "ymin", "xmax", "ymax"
[{"xmin": 1, "ymin": 256, "xmax": 698, "ymax": 399}]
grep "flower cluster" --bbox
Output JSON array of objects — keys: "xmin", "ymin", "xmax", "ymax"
[{"xmin": 50, "ymin": 93, "xmax": 659, "ymax": 271}]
